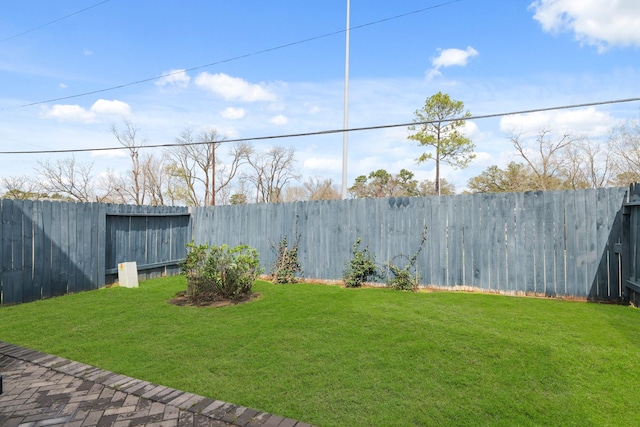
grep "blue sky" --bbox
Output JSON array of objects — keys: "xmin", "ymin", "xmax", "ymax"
[{"xmin": 2, "ymin": 0, "xmax": 640, "ymax": 195}]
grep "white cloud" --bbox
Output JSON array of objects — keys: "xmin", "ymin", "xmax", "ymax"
[
  {"xmin": 529, "ymin": 0, "xmax": 640, "ymax": 50},
  {"xmin": 499, "ymin": 107, "xmax": 613, "ymax": 137},
  {"xmin": 427, "ymin": 47, "xmax": 479, "ymax": 79},
  {"xmin": 42, "ymin": 104, "xmax": 96, "ymax": 123},
  {"xmin": 303, "ymin": 157, "xmax": 342, "ymax": 173},
  {"xmin": 155, "ymin": 69, "xmax": 191, "ymax": 88},
  {"xmin": 194, "ymin": 72, "xmax": 276, "ymax": 102},
  {"xmin": 461, "ymin": 121, "xmax": 481, "ymax": 140},
  {"xmin": 269, "ymin": 114, "xmax": 288, "ymax": 125},
  {"xmin": 83, "ymin": 49, "xmax": 93, "ymax": 56},
  {"xmin": 221, "ymin": 107, "xmax": 245, "ymax": 119},
  {"xmin": 58, "ymin": 83, "xmax": 67, "ymax": 89},
  {"xmin": 433, "ymin": 47, "xmax": 479, "ymax": 68},
  {"xmin": 41, "ymin": 99, "xmax": 131, "ymax": 123},
  {"xmin": 91, "ymin": 99, "xmax": 131, "ymax": 115}
]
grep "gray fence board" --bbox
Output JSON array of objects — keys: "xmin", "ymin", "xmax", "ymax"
[
  {"xmin": 480, "ymin": 195, "xmax": 493, "ymax": 290},
  {"xmin": 495, "ymin": 194, "xmax": 509, "ymax": 292},
  {"xmin": 22, "ymin": 201, "xmax": 36, "ymax": 303},
  {"xmin": 32, "ymin": 201, "xmax": 44, "ymax": 300},
  {"xmin": 460, "ymin": 195, "xmax": 472, "ymax": 286},
  {"xmin": 69, "ymin": 203, "xmax": 80, "ymax": 294},
  {"xmin": 11, "ymin": 200, "xmax": 24, "ymax": 303},
  {"xmin": 511, "ymin": 192, "xmax": 525, "ymax": 293},
  {"xmin": 608, "ymin": 189, "xmax": 625, "ymax": 297},
  {"xmin": 564, "ymin": 190, "xmax": 578, "ymax": 297},
  {"xmin": 595, "ymin": 189, "xmax": 611, "ymax": 297},
  {"xmin": 584, "ymin": 189, "xmax": 599, "ymax": 299},
  {"xmin": 1, "ymin": 201, "xmax": 11, "ymax": 303},
  {"xmin": 542, "ymin": 191, "xmax": 556, "ymax": 296},
  {"xmin": 42, "ymin": 201, "xmax": 53, "ymax": 298},
  {"xmin": 469, "ymin": 194, "xmax": 481, "ymax": 287}
]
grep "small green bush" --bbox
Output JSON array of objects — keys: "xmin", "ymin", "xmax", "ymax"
[
  {"xmin": 385, "ymin": 225, "xmax": 427, "ymax": 292},
  {"xmin": 183, "ymin": 242, "xmax": 262, "ymax": 302},
  {"xmin": 385, "ymin": 260, "xmax": 420, "ymax": 291},
  {"xmin": 343, "ymin": 238, "xmax": 378, "ymax": 288},
  {"xmin": 271, "ymin": 235, "xmax": 302, "ymax": 284}
]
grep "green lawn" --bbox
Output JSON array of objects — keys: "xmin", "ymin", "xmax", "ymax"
[{"xmin": 1, "ymin": 277, "xmax": 639, "ymax": 426}]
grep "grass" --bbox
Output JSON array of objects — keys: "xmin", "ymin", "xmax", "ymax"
[{"xmin": 1, "ymin": 277, "xmax": 640, "ymax": 426}]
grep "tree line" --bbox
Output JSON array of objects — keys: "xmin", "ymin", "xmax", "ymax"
[{"xmin": 3, "ymin": 93, "xmax": 640, "ymax": 204}]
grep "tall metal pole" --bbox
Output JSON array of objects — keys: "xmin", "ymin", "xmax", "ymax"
[
  {"xmin": 341, "ymin": 0, "xmax": 350, "ymax": 199},
  {"xmin": 211, "ymin": 140, "xmax": 216, "ymax": 206}
]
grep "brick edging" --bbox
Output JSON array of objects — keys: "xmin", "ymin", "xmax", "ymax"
[{"xmin": 0, "ymin": 341, "xmax": 315, "ymax": 427}]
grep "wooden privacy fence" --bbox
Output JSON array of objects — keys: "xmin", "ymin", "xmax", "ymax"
[
  {"xmin": 192, "ymin": 187, "xmax": 629, "ymax": 301},
  {"xmin": 0, "ymin": 200, "xmax": 189, "ymax": 306},
  {"xmin": 1, "ymin": 186, "xmax": 637, "ymax": 306}
]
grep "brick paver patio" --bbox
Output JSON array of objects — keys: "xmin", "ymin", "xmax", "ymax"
[{"xmin": 0, "ymin": 341, "xmax": 314, "ymax": 427}]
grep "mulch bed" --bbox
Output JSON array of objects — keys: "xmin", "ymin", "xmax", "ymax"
[{"xmin": 168, "ymin": 291, "xmax": 261, "ymax": 308}]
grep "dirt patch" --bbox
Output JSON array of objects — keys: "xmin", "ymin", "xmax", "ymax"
[{"xmin": 168, "ymin": 291, "xmax": 261, "ymax": 308}]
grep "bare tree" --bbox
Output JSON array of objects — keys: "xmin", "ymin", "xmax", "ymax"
[
  {"xmin": 143, "ymin": 154, "xmax": 169, "ymax": 206},
  {"xmin": 215, "ymin": 142, "xmax": 250, "ymax": 205},
  {"xmin": 167, "ymin": 128, "xmax": 247, "ymax": 206},
  {"xmin": 510, "ymin": 129, "xmax": 575, "ymax": 191},
  {"xmin": 609, "ymin": 120, "xmax": 640, "ymax": 185},
  {"xmin": 559, "ymin": 138, "xmax": 613, "ymax": 190},
  {"xmin": 94, "ymin": 169, "xmax": 128, "ymax": 204},
  {"xmin": 304, "ymin": 177, "xmax": 341, "ymax": 201},
  {"xmin": 111, "ymin": 121, "xmax": 147, "ymax": 205},
  {"xmin": 170, "ymin": 128, "xmax": 213, "ymax": 206},
  {"xmin": 242, "ymin": 146, "xmax": 300, "ymax": 203},
  {"xmin": 1, "ymin": 175, "xmax": 43, "ymax": 200},
  {"xmin": 166, "ymin": 130, "xmax": 201, "ymax": 206},
  {"xmin": 36, "ymin": 156, "xmax": 95, "ymax": 202},
  {"xmin": 284, "ymin": 185, "xmax": 308, "ymax": 202},
  {"xmin": 285, "ymin": 177, "xmax": 341, "ymax": 202}
]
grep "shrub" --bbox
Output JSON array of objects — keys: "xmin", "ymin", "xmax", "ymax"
[
  {"xmin": 385, "ymin": 226, "xmax": 427, "ymax": 292},
  {"xmin": 385, "ymin": 260, "xmax": 420, "ymax": 291},
  {"xmin": 182, "ymin": 242, "xmax": 262, "ymax": 302},
  {"xmin": 343, "ymin": 238, "xmax": 378, "ymax": 288},
  {"xmin": 183, "ymin": 242, "xmax": 209, "ymax": 298},
  {"xmin": 271, "ymin": 235, "xmax": 302, "ymax": 284}
]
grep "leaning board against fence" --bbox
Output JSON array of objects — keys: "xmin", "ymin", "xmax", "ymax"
[{"xmin": 192, "ymin": 187, "xmax": 628, "ymax": 301}]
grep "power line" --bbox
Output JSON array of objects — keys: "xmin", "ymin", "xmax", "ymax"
[
  {"xmin": 1, "ymin": 96, "xmax": 638, "ymax": 155},
  {"xmin": 0, "ymin": 0, "xmax": 111, "ymax": 44},
  {"xmin": 1, "ymin": 0, "xmax": 461, "ymax": 111}
]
